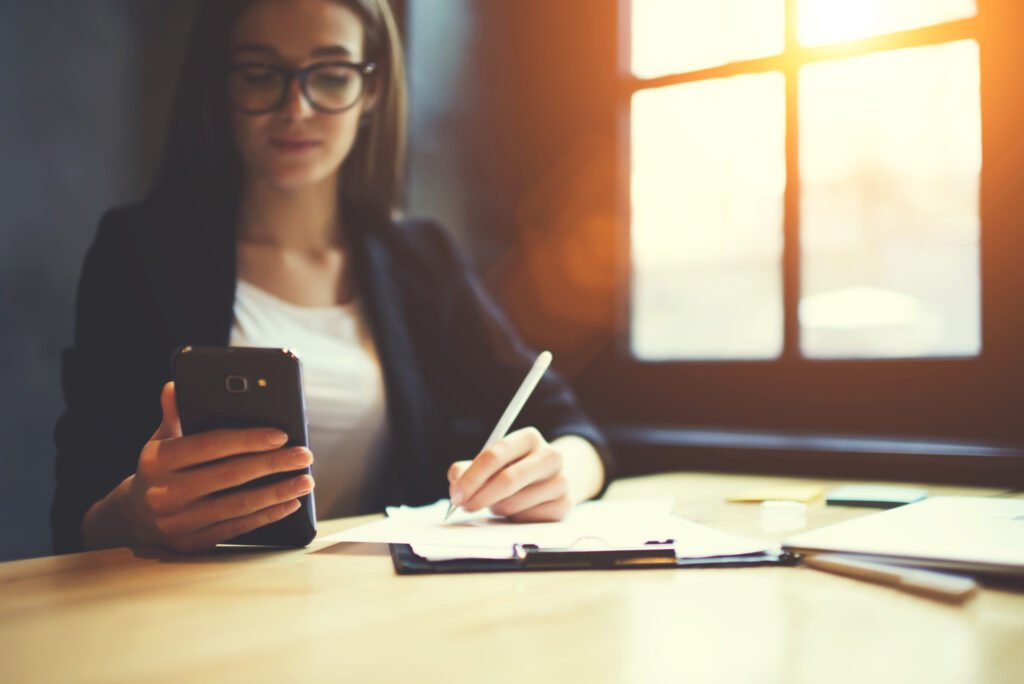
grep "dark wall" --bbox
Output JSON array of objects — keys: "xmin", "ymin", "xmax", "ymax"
[
  {"xmin": 408, "ymin": 0, "xmax": 618, "ymax": 251},
  {"xmin": 0, "ymin": 1, "xmax": 197, "ymax": 562},
  {"xmin": 405, "ymin": 0, "xmax": 620, "ymax": 377}
]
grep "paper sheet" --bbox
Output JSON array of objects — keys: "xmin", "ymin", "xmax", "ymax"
[{"xmin": 321, "ymin": 499, "xmax": 776, "ymax": 561}]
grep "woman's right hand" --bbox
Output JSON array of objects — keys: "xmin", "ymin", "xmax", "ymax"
[{"xmin": 86, "ymin": 381, "xmax": 314, "ymax": 553}]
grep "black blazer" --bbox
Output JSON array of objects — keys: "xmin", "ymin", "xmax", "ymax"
[{"xmin": 51, "ymin": 198, "xmax": 614, "ymax": 554}]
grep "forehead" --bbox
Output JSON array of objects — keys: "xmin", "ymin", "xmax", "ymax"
[{"xmin": 232, "ymin": 0, "xmax": 366, "ymax": 61}]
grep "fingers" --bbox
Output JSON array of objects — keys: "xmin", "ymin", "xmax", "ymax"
[
  {"xmin": 171, "ymin": 499, "xmax": 302, "ymax": 553},
  {"xmin": 151, "ymin": 382, "xmax": 182, "ymax": 441},
  {"xmin": 168, "ymin": 447, "xmax": 313, "ymax": 506},
  {"xmin": 489, "ymin": 474, "xmax": 570, "ymax": 518},
  {"xmin": 451, "ymin": 427, "xmax": 544, "ymax": 506},
  {"xmin": 460, "ymin": 447, "xmax": 562, "ymax": 512},
  {"xmin": 505, "ymin": 496, "xmax": 573, "ymax": 523},
  {"xmin": 447, "ymin": 461, "xmax": 470, "ymax": 484},
  {"xmin": 154, "ymin": 474, "xmax": 313, "ymax": 539},
  {"xmin": 156, "ymin": 426, "xmax": 290, "ymax": 471}
]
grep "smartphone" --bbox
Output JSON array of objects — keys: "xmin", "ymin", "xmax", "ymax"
[{"xmin": 170, "ymin": 345, "xmax": 316, "ymax": 547}]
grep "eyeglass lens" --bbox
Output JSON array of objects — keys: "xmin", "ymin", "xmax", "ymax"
[{"xmin": 229, "ymin": 64, "xmax": 366, "ymax": 113}]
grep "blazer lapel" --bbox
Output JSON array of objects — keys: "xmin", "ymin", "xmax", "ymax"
[{"xmin": 349, "ymin": 209, "xmax": 435, "ymax": 507}]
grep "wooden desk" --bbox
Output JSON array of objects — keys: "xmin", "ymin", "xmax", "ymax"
[{"xmin": 3, "ymin": 473, "xmax": 1023, "ymax": 683}]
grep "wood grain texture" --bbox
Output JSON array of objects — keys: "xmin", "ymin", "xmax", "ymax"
[{"xmin": 2, "ymin": 473, "xmax": 1022, "ymax": 684}]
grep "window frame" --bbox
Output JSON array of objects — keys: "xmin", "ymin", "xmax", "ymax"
[{"xmin": 588, "ymin": 0, "xmax": 1024, "ymax": 452}]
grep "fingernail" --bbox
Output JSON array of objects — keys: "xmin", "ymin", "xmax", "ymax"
[
  {"xmin": 451, "ymin": 487, "xmax": 463, "ymax": 506},
  {"xmin": 295, "ymin": 475, "xmax": 314, "ymax": 493},
  {"xmin": 268, "ymin": 430, "xmax": 288, "ymax": 446},
  {"xmin": 291, "ymin": 447, "xmax": 313, "ymax": 465}
]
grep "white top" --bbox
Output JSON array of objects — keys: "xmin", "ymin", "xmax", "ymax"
[{"xmin": 229, "ymin": 279, "xmax": 389, "ymax": 520}]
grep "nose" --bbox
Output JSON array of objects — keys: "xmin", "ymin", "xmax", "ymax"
[{"xmin": 278, "ymin": 78, "xmax": 313, "ymax": 120}]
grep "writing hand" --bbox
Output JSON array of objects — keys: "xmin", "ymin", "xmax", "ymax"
[{"xmin": 447, "ymin": 427, "xmax": 571, "ymax": 523}]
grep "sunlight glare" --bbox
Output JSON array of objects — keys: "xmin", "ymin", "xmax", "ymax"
[
  {"xmin": 798, "ymin": 0, "xmax": 976, "ymax": 46},
  {"xmin": 799, "ymin": 41, "xmax": 981, "ymax": 358},
  {"xmin": 631, "ymin": 73, "xmax": 786, "ymax": 360},
  {"xmin": 632, "ymin": 0, "xmax": 783, "ymax": 77}
]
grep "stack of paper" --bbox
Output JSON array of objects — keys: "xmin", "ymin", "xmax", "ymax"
[{"xmin": 322, "ymin": 499, "xmax": 776, "ymax": 562}]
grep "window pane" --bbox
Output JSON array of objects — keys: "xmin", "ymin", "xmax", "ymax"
[
  {"xmin": 631, "ymin": 73, "xmax": 786, "ymax": 360},
  {"xmin": 631, "ymin": 0, "xmax": 784, "ymax": 77},
  {"xmin": 798, "ymin": 0, "xmax": 976, "ymax": 46},
  {"xmin": 799, "ymin": 41, "xmax": 981, "ymax": 359}
]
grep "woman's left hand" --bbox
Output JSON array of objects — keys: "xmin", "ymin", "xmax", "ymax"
[{"xmin": 447, "ymin": 427, "xmax": 572, "ymax": 522}]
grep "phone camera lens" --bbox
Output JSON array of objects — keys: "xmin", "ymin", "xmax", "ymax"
[{"xmin": 225, "ymin": 375, "xmax": 248, "ymax": 393}]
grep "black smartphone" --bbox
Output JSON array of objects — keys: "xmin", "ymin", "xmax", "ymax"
[{"xmin": 170, "ymin": 345, "xmax": 316, "ymax": 547}]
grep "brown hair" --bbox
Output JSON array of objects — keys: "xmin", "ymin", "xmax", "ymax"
[
  {"xmin": 152, "ymin": 0, "xmax": 407, "ymax": 222},
  {"xmin": 334, "ymin": 0, "xmax": 406, "ymax": 217}
]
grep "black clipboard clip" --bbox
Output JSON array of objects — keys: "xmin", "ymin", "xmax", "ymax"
[{"xmin": 513, "ymin": 537, "xmax": 678, "ymax": 569}]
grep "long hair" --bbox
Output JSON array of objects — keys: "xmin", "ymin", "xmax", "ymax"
[{"xmin": 150, "ymin": 0, "xmax": 407, "ymax": 224}]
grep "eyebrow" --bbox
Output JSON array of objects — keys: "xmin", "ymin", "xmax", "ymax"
[{"xmin": 232, "ymin": 43, "xmax": 356, "ymax": 59}]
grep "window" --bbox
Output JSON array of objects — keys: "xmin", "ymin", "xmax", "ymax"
[
  {"xmin": 630, "ymin": 0, "xmax": 980, "ymax": 361},
  {"xmin": 596, "ymin": 0, "xmax": 1024, "ymax": 445}
]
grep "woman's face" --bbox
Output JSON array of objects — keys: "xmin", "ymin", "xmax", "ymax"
[{"xmin": 230, "ymin": 0, "xmax": 374, "ymax": 191}]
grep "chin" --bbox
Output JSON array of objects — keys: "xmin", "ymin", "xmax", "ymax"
[{"xmin": 263, "ymin": 164, "xmax": 336, "ymax": 191}]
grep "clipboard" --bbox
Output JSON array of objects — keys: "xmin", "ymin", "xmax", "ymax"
[{"xmin": 389, "ymin": 543, "xmax": 797, "ymax": 575}]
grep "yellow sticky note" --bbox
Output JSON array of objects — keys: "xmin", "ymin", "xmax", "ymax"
[{"xmin": 727, "ymin": 485, "xmax": 825, "ymax": 504}]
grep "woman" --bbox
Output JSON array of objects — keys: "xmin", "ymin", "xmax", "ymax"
[{"xmin": 52, "ymin": 0, "xmax": 613, "ymax": 555}]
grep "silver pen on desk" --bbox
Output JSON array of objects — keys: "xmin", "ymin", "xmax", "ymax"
[
  {"xmin": 443, "ymin": 350, "xmax": 553, "ymax": 522},
  {"xmin": 802, "ymin": 553, "xmax": 979, "ymax": 604}
]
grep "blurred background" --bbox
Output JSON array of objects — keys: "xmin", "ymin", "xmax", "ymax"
[{"xmin": 1, "ymin": 0, "xmax": 1021, "ymax": 562}]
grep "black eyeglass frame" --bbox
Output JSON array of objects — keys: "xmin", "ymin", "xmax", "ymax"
[{"xmin": 228, "ymin": 60, "xmax": 377, "ymax": 115}]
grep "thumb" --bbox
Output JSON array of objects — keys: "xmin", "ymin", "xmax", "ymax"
[{"xmin": 151, "ymin": 381, "xmax": 182, "ymax": 441}]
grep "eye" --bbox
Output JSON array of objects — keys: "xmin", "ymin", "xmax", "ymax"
[
  {"xmin": 237, "ymin": 66, "xmax": 281, "ymax": 88},
  {"xmin": 321, "ymin": 75, "xmax": 351, "ymax": 87},
  {"xmin": 310, "ymin": 68, "xmax": 354, "ymax": 90}
]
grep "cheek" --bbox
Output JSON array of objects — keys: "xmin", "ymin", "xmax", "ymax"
[
  {"xmin": 231, "ymin": 113, "xmax": 272, "ymax": 164},
  {"xmin": 321, "ymin": 113, "xmax": 362, "ymax": 168}
]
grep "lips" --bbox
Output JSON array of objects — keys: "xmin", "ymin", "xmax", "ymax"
[{"xmin": 269, "ymin": 137, "xmax": 321, "ymax": 152}]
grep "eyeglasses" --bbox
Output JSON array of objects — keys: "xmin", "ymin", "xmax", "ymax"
[{"xmin": 228, "ymin": 61, "xmax": 376, "ymax": 115}]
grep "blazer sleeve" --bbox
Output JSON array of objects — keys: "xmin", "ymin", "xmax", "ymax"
[
  {"xmin": 51, "ymin": 208, "xmax": 164, "ymax": 553},
  {"xmin": 401, "ymin": 219, "xmax": 616, "ymax": 496}
]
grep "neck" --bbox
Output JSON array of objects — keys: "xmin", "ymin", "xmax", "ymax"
[{"xmin": 238, "ymin": 173, "xmax": 343, "ymax": 251}]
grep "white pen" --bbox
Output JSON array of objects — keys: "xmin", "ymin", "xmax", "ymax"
[
  {"xmin": 444, "ymin": 350, "xmax": 553, "ymax": 522},
  {"xmin": 802, "ymin": 553, "xmax": 979, "ymax": 604}
]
